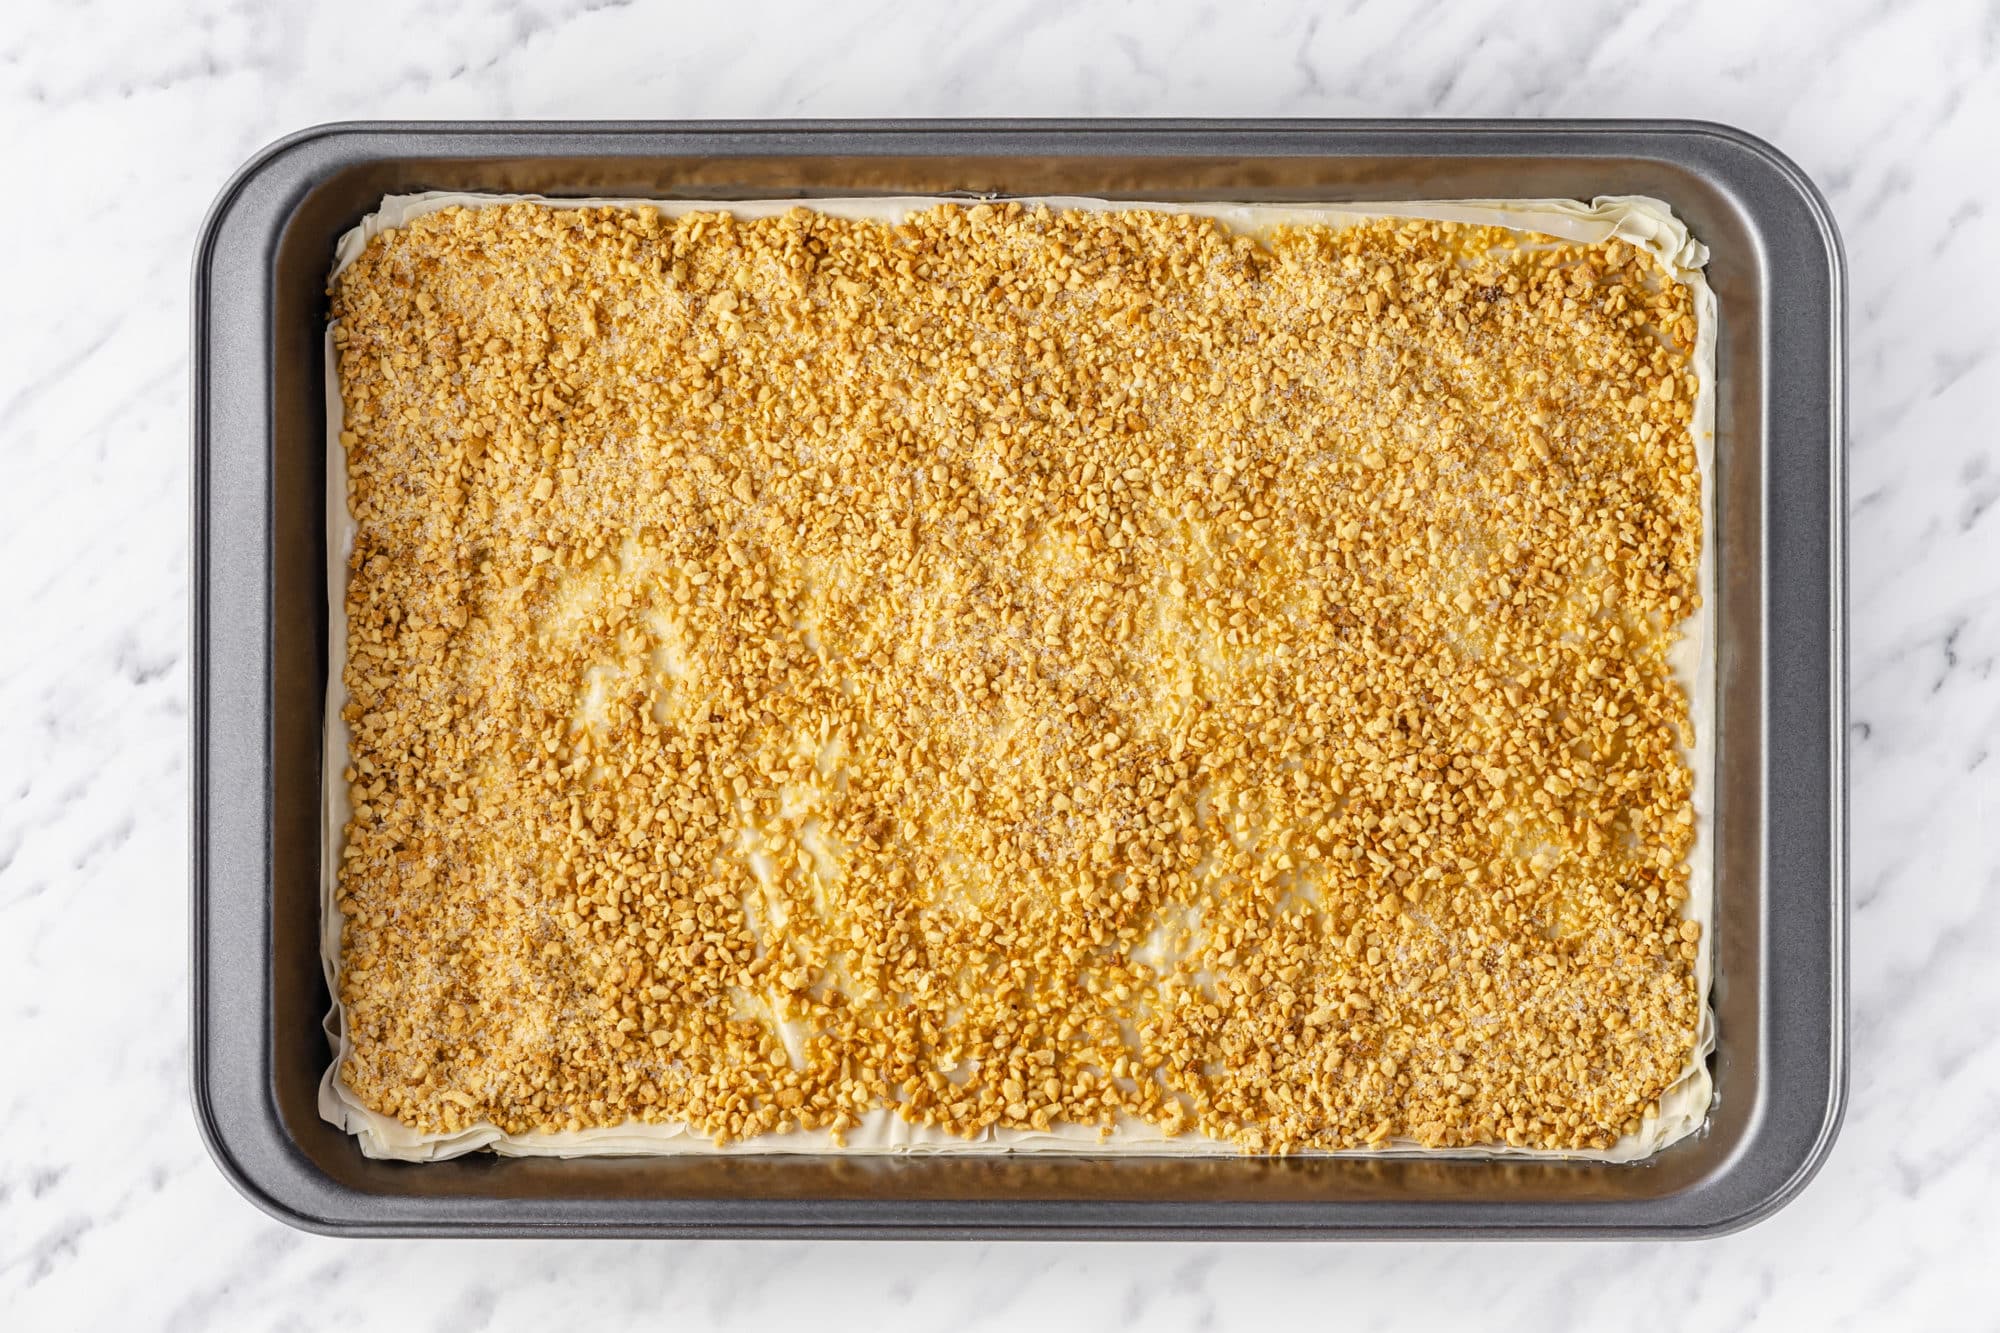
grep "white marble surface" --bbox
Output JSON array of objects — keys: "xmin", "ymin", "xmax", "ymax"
[{"xmin": 1, "ymin": 0, "xmax": 1994, "ymax": 1326}]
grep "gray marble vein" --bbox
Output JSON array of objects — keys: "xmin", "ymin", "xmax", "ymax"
[{"xmin": 1, "ymin": 0, "xmax": 1995, "ymax": 1326}]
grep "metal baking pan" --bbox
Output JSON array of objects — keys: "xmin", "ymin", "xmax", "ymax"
[{"xmin": 191, "ymin": 119, "xmax": 1846, "ymax": 1238}]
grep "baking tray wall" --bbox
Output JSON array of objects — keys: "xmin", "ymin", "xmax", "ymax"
[{"xmin": 192, "ymin": 121, "xmax": 1845, "ymax": 1238}]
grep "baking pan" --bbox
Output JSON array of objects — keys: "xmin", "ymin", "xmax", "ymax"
[{"xmin": 191, "ymin": 120, "xmax": 1846, "ymax": 1238}]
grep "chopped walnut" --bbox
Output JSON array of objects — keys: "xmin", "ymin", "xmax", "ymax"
[{"xmin": 329, "ymin": 199, "xmax": 1703, "ymax": 1153}]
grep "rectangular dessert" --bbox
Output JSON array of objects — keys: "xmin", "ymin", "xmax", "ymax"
[{"xmin": 321, "ymin": 192, "xmax": 1714, "ymax": 1160}]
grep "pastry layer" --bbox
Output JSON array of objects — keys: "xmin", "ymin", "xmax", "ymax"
[{"xmin": 321, "ymin": 193, "xmax": 1716, "ymax": 1161}]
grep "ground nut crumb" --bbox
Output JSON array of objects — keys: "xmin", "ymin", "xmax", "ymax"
[{"xmin": 329, "ymin": 199, "xmax": 1704, "ymax": 1154}]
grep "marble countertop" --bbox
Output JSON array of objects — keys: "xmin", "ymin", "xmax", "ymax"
[{"xmin": 3, "ymin": 0, "xmax": 1994, "ymax": 1326}]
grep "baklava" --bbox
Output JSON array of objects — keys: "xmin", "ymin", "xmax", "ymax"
[{"xmin": 320, "ymin": 192, "xmax": 1714, "ymax": 1160}]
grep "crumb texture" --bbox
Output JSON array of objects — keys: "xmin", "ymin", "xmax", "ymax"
[{"xmin": 330, "ymin": 200, "xmax": 1703, "ymax": 1153}]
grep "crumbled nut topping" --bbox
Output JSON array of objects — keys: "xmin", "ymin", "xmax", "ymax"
[{"xmin": 330, "ymin": 200, "xmax": 1704, "ymax": 1153}]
